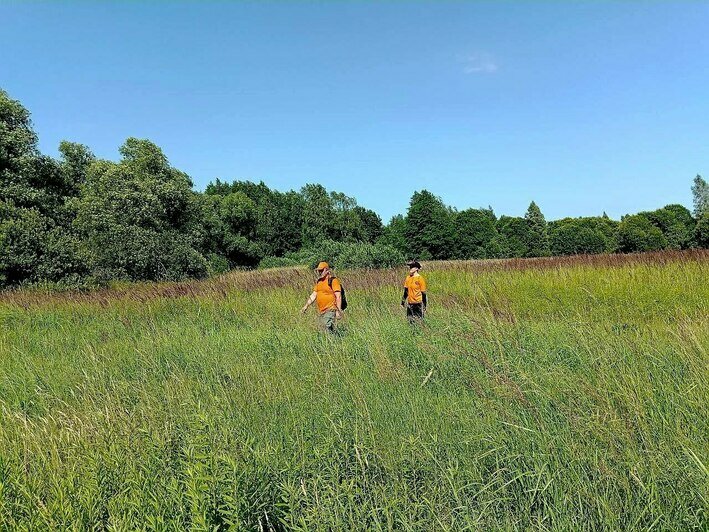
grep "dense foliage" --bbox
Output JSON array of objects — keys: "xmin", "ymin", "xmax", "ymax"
[
  {"xmin": 258, "ymin": 240, "xmax": 404, "ymax": 270},
  {"xmin": 1, "ymin": 88, "xmax": 707, "ymax": 288}
]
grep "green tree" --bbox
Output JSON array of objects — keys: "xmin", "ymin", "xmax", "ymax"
[
  {"xmin": 496, "ymin": 216, "xmax": 530, "ymax": 258},
  {"xmin": 0, "ymin": 89, "xmax": 37, "ymax": 177},
  {"xmin": 58, "ymin": 141, "xmax": 95, "ymax": 197},
  {"xmin": 404, "ymin": 190, "xmax": 455, "ymax": 260},
  {"xmin": 219, "ymin": 192, "xmax": 257, "ymax": 237},
  {"xmin": 548, "ymin": 217, "xmax": 618, "ymax": 255},
  {"xmin": 453, "ymin": 208, "xmax": 498, "ymax": 259},
  {"xmin": 524, "ymin": 201, "xmax": 550, "ymax": 257},
  {"xmin": 330, "ymin": 191, "xmax": 366, "ymax": 242},
  {"xmin": 202, "ymin": 179, "xmax": 383, "ymax": 259},
  {"xmin": 300, "ymin": 184, "xmax": 337, "ymax": 247},
  {"xmin": 255, "ymin": 190, "xmax": 305, "ymax": 256},
  {"xmin": 0, "ymin": 205, "xmax": 86, "ymax": 286},
  {"xmin": 205, "ymin": 180, "xmax": 306, "ymax": 257},
  {"xmin": 210, "ymin": 179, "xmax": 274, "ymax": 205},
  {"xmin": 616, "ymin": 214, "xmax": 667, "ymax": 253},
  {"xmin": 691, "ymin": 175, "xmax": 708, "ymax": 218},
  {"xmin": 204, "ymin": 177, "xmax": 234, "ymax": 196},
  {"xmin": 74, "ymin": 138, "xmax": 207, "ymax": 281},
  {"xmin": 0, "ymin": 89, "xmax": 86, "ymax": 287},
  {"xmin": 695, "ymin": 212, "xmax": 709, "ymax": 248},
  {"xmin": 197, "ymin": 192, "xmax": 262, "ymax": 270},
  {"xmin": 640, "ymin": 204, "xmax": 695, "ymax": 249},
  {"xmin": 352, "ymin": 206, "xmax": 384, "ymax": 243},
  {"xmin": 0, "ymin": 90, "xmax": 66, "ymax": 216},
  {"xmin": 691, "ymin": 176, "xmax": 708, "ymax": 247},
  {"xmin": 379, "ymin": 214, "xmax": 409, "ymax": 256}
]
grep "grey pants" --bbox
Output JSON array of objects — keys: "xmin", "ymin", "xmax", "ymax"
[{"xmin": 319, "ymin": 309, "xmax": 337, "ymax": 331}]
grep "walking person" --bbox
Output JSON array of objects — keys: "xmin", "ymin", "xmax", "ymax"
[
  {"xmin": 301, "ymin": 261, "xmax": 343, "ymax": 333},
  {"xmin": 401, "ymin": 260, "xmax": 427, "ymax": 322}
]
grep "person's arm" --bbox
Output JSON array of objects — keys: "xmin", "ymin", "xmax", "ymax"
[
  {"xmin": 301, "ymin": 291, "xmax": 317, "ymax": 313},
  {"xmin": 330, "ymin": 278, "xmax": 343, "ymax": 317},
  {"xmin": 335, "ymin": 291, "xmax": 342, "ymax": 317},
  {"xmin": 401, "ymin": 287, "xmax": 408, "ymax": 306},
  {"xmin": 421, "ymin": 277, "xmax": 428, "ymax": 311}
]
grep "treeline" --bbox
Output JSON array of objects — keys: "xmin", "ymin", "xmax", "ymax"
[
  {"xmin": 1, "ymin": 88, "xmax": 708, "ymax": 289},
  {"xmin": 382, "ymin": 189, "xmax": 708, "ymax": 261},
  {"xmin": 0, "ymin": 89, "xmax": 399, "ymax": 288}
]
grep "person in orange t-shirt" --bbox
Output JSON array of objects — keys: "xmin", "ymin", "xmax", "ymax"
[
  {"xmin": 301, "ymin": 261, "xmax": 342, "ymax": 332},
  {"xmin": 401, "ymin": 260, "xmax": 427, "ymax": 322}
]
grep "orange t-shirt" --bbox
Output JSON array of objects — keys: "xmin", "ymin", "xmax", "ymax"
[
  {"xmin": 404, "ymin": 273, "xmax": 427, "ymax": 304},
  {"xmin": 313, "ymin": 275, "xmax": 342, "ymax": 313}
]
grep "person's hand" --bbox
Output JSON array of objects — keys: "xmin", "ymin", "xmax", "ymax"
[
  {"xmin": 300, "ymin": 305, "xmax": 308, "ymax": 314},
  {"xmin": 335, "ymin": 309, "xmax": 343, "ymax": 319},
  {"xmin": 400, "ymin": 300, "xmax": 406, "ymax": 307}
]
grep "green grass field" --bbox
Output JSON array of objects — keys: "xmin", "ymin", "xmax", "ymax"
[{"xmin": 1, "ymin": 252, "xmax": 707, "ymax": 530}]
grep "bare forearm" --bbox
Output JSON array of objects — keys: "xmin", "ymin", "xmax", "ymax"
[{"xmin": 302, "ymin": 292, "xmax": 317, "ymax": 311}]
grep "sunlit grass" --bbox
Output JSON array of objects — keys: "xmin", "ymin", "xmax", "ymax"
[{"xmin": 1, "ymin": 253, "xmax": 707, "ymax": 529}]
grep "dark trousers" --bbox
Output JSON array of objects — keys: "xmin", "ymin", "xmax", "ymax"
[{"xmin": 406, "ymin": 303, "xmax": 424, "ymax": 321}]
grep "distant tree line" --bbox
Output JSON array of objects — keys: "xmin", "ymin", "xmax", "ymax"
[
  {"xmin": 382, "ymin": 189, "xmax": 707, "ymax": 262},
  {"xmin": 1, "ymin": 88, "xmax": 708, "ymax": 289}
]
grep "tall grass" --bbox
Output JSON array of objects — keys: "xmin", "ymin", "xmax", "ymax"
[{"xmin": 1, "ymin": 252, "xmax": 707, "ymax": 529}]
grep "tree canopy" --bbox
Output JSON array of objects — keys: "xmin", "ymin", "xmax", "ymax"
[{"xmin": 0, "ymin": 88, "xmax": 706, "ymax": 288}]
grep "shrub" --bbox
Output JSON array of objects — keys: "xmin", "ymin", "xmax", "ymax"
[
  {"xmin": 205, "ymin": 253, "xmax": 230, "ymax": 275},
  {"xmin": 258, "ymin": 253, "xmax": 312, "ymax": 269}
]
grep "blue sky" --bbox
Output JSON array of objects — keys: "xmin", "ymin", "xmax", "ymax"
[{"xmin": 2, "ymin": 2, "xmax": 708, "ymax": 222}]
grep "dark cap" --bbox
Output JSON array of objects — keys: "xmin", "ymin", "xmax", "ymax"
[{"xmin": 406, "ymin": 260, "xmax": 422, "ymax": 269}]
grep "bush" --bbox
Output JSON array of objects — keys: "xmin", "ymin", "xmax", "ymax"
[
  {"xmin": 205, "ymin": 253, "xmax": 230, "ymax": 275},
  {"xmin": 323, "ymin": 240, "xmax": 405, "ymax": 269},
  {"xmin": 258, "ymin": 253, "xmax": 312, "ymax": 269}
]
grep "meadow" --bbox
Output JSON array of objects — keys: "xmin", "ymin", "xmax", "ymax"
[{"xmin": 0, "ymin": 251, "xmax": 707, "ymax": 530}]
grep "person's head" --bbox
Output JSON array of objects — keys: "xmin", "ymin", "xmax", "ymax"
[
  {"xmin": 406, "ymin": 260, "xmax": 421, "ymax": 275},
  {"xmin": 315, "ymin": 261, "xmax": 330, "ymax": 279}
]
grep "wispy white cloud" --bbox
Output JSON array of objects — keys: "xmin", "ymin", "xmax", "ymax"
[{"xmin": 460, "ymin": 53, "xmax": 498, "ymax": 74}]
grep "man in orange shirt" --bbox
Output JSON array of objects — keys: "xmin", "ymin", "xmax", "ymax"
[
  {"xmin": 401, "ymin": 260, "xmax": 427, "ymax": 322},
  {"xmin": 301, "ymin": 261, "xmax": 343, "ymax": 332}
]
